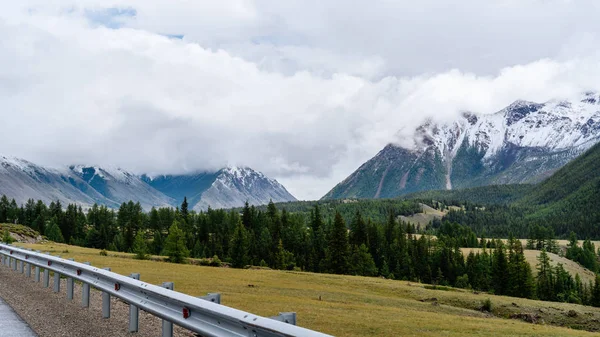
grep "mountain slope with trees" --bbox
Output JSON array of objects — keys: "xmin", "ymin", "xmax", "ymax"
[{"xmin": 325, "ymin": 93, "xmax": 600, "ymax": 200}]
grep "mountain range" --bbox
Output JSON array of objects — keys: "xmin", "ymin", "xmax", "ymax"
[
  {"xmin": 324, "ymin": 92, "xmax": 600, "ymax": 199},
  {"xmin": 0, "ymin": 157, "xmax": 296, "ymax": 210}
]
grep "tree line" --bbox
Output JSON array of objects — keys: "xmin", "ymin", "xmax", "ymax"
[{"xmin": 3, "ymin": 194, "xmax": 600, "ymax": 307}]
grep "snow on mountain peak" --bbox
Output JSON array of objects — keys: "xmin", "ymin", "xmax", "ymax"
[{"xmin": 411, "ymin": 93, "xmax": 600, "ymax": 163}]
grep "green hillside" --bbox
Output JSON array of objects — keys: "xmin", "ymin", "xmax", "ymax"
[
  {"xmin": 411, "ymin": 142, "xmax": 600, "ymax": 238},
  {"xmin": 408, "ymin": 184, "xmax": 533, "ymax": 205}
]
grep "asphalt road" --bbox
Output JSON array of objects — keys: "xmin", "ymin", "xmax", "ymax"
[{"xmin": 0, "ymin": 297, "xmax": 37, "ymax": 337}]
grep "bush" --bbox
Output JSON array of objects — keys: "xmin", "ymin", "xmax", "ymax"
[
  {"xmin": 62, "ymin": 249, "xmax": 69, "ymax": 253},
  {"xmin": 455, "ymin": 274, "xmax": 470, "ymax": 289},
  {"xmin": 99, "ymin": 249, "xmax": 108, "ymax": 256},
  {"xmin": 2, "ymin": 230, "xmax": 14, "ymax": 244},
  {"xmin": 481, "ymin": 298, "xmax": 493, "ymax": 312},
  {"xmin": 210, "ymin": 255, "xmax": 222, "ymax": 267}
]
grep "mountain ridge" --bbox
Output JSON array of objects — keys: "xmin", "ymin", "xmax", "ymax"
[
  {"xmin": 324, "ymin": 92, "xmax": 600, "ymax": 200},
  {"xmin": 0, "ymin": 156, "xmax": 296, "ymax": 210}
]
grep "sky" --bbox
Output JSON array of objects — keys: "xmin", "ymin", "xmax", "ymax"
[{"xmin": 1, "ymin": 0, "xmax": 600, "ymax": 200}]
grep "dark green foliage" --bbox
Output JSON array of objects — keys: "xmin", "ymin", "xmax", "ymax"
[
  {"xmin": 133, "ymin": 232, "xmax": 149, "ymax": 260},
  {"xmin": 45, "ymin": 219, "xmax": 65, "ymax": 243},
  {"xmin": 2, "ymin": 229, "xmax": 14, "ymax": 244},
  {"xmin": 162, "ymin": 221, "xmax": 189, "ymax": 263},
  {"xmin": 229, "ymin": 221, "xmax": 250, "ymax": 268},
  {"xmin": 241, "ymin": 198, "xmax": 422, "ymax": 229},
  {"xmin": 326, "ymin": 212, "xmax": 350, "ymax": 274},
  {"xmin": 349, "ymin": 244, "xmax": 378, "ymax": 276},
  {"xmin": 481, "ymin": 298, "xmax": 492, "ymax": 312},
  {"xmin": 566, "ymin": 232, "xmax": 599, "ymax": 273},
  {"xmin": 455, "ymin": 274, "xmax": 470, "ymax": 289},
  {"xmin": 1, "ymin": 189, "xmax": 594, "ymax": 308},
  {"xmin": 593, "ymin": 275, "xmax": 600, "ymax": 307},
  {"xmin": 408, "ymin": 184, "xmax": 533, "ymax": 205}
]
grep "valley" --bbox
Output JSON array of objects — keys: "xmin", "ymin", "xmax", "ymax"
[{"xmin": 10, "ymin": 241, "xmax": 600, "ymax": 336}]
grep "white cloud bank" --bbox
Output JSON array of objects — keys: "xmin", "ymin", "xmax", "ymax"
[{"xmin": 1, "ymin": 1, "xmax": 600, "ymax": 200}]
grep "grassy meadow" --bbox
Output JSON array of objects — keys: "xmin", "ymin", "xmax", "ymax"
[{"xmin": 12, "ymin": 242, "xmax": 600, "ymax": 337}]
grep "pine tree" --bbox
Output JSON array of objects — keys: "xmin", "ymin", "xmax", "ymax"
[
  {"xmin": 492, "ymin": 242, "xmax": 509, "ymax": 295},
  {"xmin": 181, "ymin": 197, "xmax": 189, "ymax": 223},
  {"xmin": 133, "ymin": 232, "xmax": 149, "ymax": 260},
  {"xmin": 536, "ymin": 249, "xmax": 554, "ymax": 301},
  {"xmin": 45, "ymin": 219, "xmax": 65, "ymax": 243},
  {"xmin": 593, "ymin": 275, "xmax": 600, "ymax": 307},
  {"xmin": 349, "ymin": 210, "xmax": 368, "ymax": 247},
  {"xmin": 326, "ymin": 212, "xmax": 349, "ymax": 274},
  {"xmin": 229, "ymin": 220, "xmax": 250, "ymax": 268},
  {"xmin": 162, "ymin": 221, "xmax": 190, "ymax": 263},
  {"xmin": 349, "ymin": 244, "xmax": 378, "ymax": 276}
]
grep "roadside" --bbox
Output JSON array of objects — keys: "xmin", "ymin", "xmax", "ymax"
[{"xmin": 0, "ymin": 265, "xmax": 193, "ymax": 337}]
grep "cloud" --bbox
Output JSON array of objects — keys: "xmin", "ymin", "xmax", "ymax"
[{"xmin": 1, "ymin": 1, "xmax": 600, "ymax": 200}]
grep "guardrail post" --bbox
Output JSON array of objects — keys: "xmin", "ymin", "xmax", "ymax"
[
  {"xmin": 82, "ymin": 262, "xmax": 91, "ymax": 308},
  {"xmin": 129, "ymin": 273, "xmax": 140, "ymax": 332},
  {"xmin": 161, "ymin": 282, "xmax": 174, "ymax": 337},
  {"xmin": 35, "ymin": 265, "xmax": 40, "ymax": 282},
  {"xmin": 26, "ymin": 262, "xmax": 31, "ymax": 277},
  {"xmin": 13, "ymin": 257, "xmax": 17, "ymax": 271},
  {"xmin": 67, "ymin": 258, "xmax": 74, "ymax": 300},
  {"xmin": 199, "ymin": 293, "xmax": 221, "ymax": 304},
  {"xmin": 19, "ymin": 260, "xmax": 24, "ymax": 273},
  {"xmin": 102, "ymin": 267, "xmax": 111, "ymax": 318},
  {"xmin": 270, "ymin": 312, "xmax": 297, "ymax": 326},
  {"xmin": 43, "ymin": 268, "xmax": 50, "ymax": 287}
]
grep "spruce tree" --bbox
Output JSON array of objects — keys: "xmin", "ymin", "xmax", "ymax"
[
  {"xmin": 229, "ymin": 220, "xmax": 250, "ymax": 268},
  {"xmin": 593, "ymin": 275, "xmax": 600, "ymax": 307},
  {"xmin": 45, "ymin": 218, "xmax": 65, "ymax": 243},
  {"xmin": 349, "ymin": 244, "xmax": 378, "ymax": 276},
  {"xmin": 536, "ymin": 249, "xmax": 554, "ymax": 301},
  {"xmin": 326, "ymin": 212, "xmax": 349, "ymax": 274},
  {"xmin": 162, "ymin": 221, "xmax": 190, "ymax": 263},
  {"xmin": 133, "ymin": 231, "xmax": 148, "ymax": 260},
  {"xmin": 181, "ymin": 197, "xmax": 189, "ymax": 223},
  {"xmin": 492, "ymin": 242, "xmax": 509, "ymax": 295},
  {"xmin": 349, "ymin": 210, "xmax": 368, "ymax": 247}
]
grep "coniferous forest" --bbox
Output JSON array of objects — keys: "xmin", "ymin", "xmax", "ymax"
[{"xmin": 3, "ymin": 194, "xmax": 600, "ymax": 307}]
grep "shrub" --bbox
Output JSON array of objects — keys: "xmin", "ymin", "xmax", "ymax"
[
  {"xmin": 2, "ymin": 230, "xmax": 14, "ymax": 244},
  {"xmin": 99, "ymin": 249, "xmax": 108, "ymax": 256},
  {"xmin": 481, "ymin": 298, "xmax": 493, "ymax": 312},
  {"xmin": 210, "ymin": 255, "xmax": 222, "ymax": 267}
]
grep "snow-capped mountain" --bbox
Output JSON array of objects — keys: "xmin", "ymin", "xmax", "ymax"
[
  {"xmin": 0, "ymin": 156, "xmax": 109, "ymax": 207},
  {"xmin": 143, "ymin": 166, "xmax": 297, "ymax": 211},
  {"xmin": 68, "ymin": 166, "xmax": 175, "ymax": 210},
  {"xmin": 324, "ymin": 92, "xmax": 600, "ymax": 199},
  {"xmin": 0, "ymin": 157, "xmax": 295, "ymax": 210}
]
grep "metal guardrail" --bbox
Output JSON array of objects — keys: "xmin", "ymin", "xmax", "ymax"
[{"xmin": 0, "ymin": 243, "xmax": 333, "ymax": 337}]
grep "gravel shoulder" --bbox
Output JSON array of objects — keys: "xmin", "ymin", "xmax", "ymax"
[{"xmin": 0, "ymin": 264, "xmax": 194, "ymax": 337}]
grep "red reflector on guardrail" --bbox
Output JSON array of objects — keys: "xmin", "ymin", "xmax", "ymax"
[
  {"xmin": 25, "ymin": 255, "xmax": 29, "ymax": 259},
  {"xmin": 183, "ymin": 307, "xmax": 190, "ymax": 319},
  {"xmin": 48, "ymin": 261, "xmax": 52, "ymax": 266},
  {"xmin": 115, "ymin": 283, "xmax": 120, "ymax": 291},
  {"xmin": 77, "ymin": 269, "xmax": 82, "ymax": 276},
  {"xmin": 10, "ymin": 251, "xmax": 13, "ymax": 255}
]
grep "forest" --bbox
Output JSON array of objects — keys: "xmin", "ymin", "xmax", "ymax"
[{"xmin": 2, "ymin": 194, "xmax": 600, "ymax": 307}]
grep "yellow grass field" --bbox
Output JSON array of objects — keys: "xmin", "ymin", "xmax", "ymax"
[
  {"xmin": 461, "ymin": 248, "xmax": 597, "ymax": 284},
  {"xmin": 13, "ymin": 242, "xmax": 600, "ymax": 337}
]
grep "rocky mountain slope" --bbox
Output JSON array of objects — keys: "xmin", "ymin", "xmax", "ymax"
[
  {"xmin": 143, "ymin": 167, "xmax": 297, "ymax": 211},
  {"xmin": 0, "ymin": 157, "xmax": 295, "ymax": 210},
  {"xmin": 324, "ymin": 92, "xmax": 600, "ymax": 199}
]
